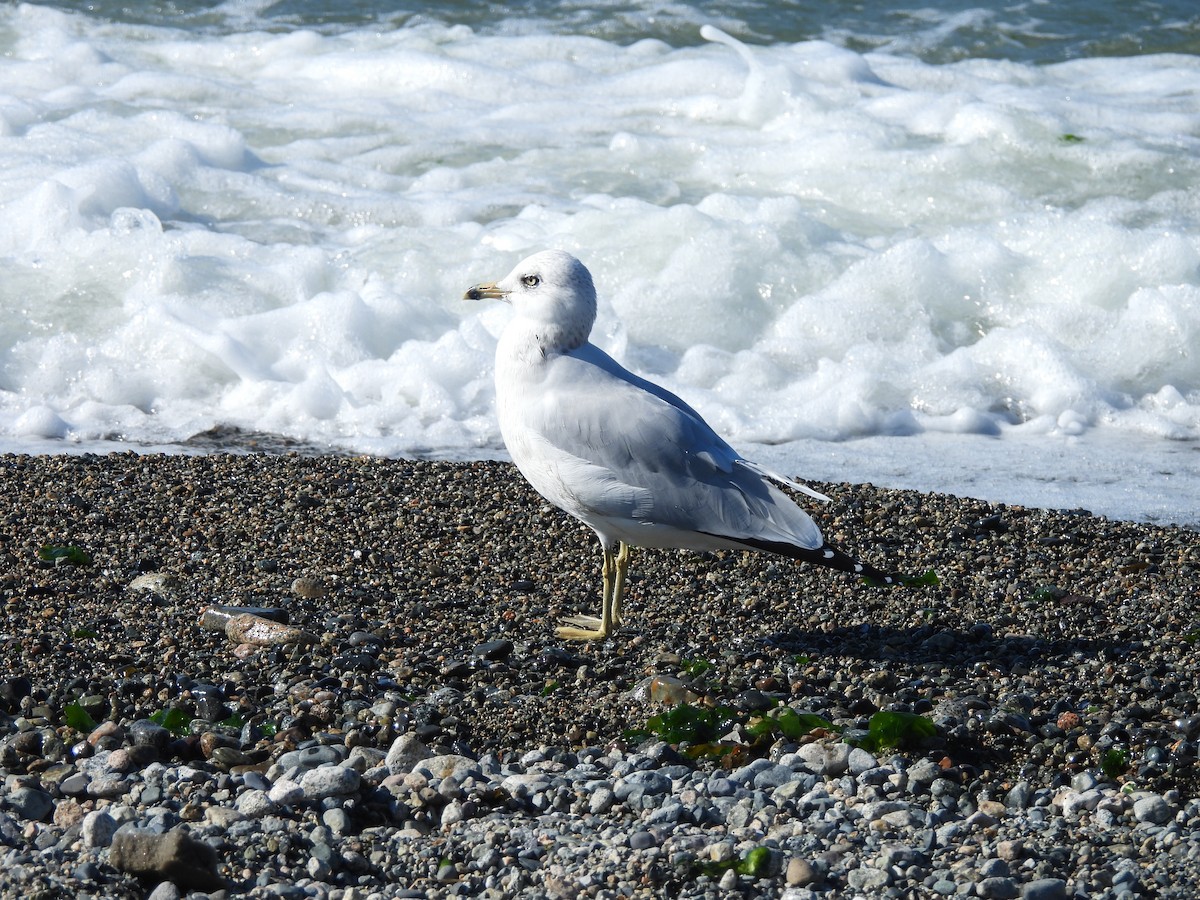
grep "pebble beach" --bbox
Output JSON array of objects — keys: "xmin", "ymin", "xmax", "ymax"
[{"xmin": 2, "ymin": 451, "xmax": 1199, "ymax": 899}]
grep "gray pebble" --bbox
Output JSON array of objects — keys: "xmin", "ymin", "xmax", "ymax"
[
  {"xmin": 629, "ymin": 830, "xmax": 657, "ymax": 850},
  {"xmin": 146, "ymin": 882, "xmax": 183, "ymax": 900},
  {"xmin": 978, "ymin": 876, "xmax": 1020, "ymax": 899},
  {"xmin": 707, "ymin": 776, "xmax": 736, "ymax": 796},
  {"xmin": 752, "ymin": 763, "xmax": 796, "ymax": 790},
  {"xmin": 847, "ymin": 747, "xmax": 879, "ymax": 775},
  {"xmin": 905, "ymin": 758, "xmax": 942, "ymax": 788},
  {"xmin": 386, "ymin": 733, "xmax": 433, "ymax": 775},
  {"xmin": 847, "ymin": 866, "xmax": 890, "ymax": 890},
  {"xmin": 440, "ymin": 800, "xmax": 465, "ymax": 826},
  {"xmin": 619, "ymin": 769, "xmax": 671, "ymax": 795},
  {"xmin": 129, "ymin": 719, "xmax": 171, "ymax": 755},
  {"xmin": 7, "ymin": 786, "xmax": 53, "ymax": 822},
  {"xmin": 796, "ymin": 742, "xmax": 850, "ymax": 775},
  {"xmin": 240, "ymin": 770, "xmax": 271, "ymax": 792},
  {"xmin": 306, "ymin": 855, "xmax": 332, "ymax": 881},
  {"xmin": 73, "ymin": 864, "xmax": 103, "ymax": 883},
  {"xmin": 322, "ymin": 807, "xmax": 353, "ymax": 835},
  {"xmin": 1071, "ymin": 772, "xmax": 1098, "ymax": 792},
  {"xmin": 276, "ymin": 745, "xmax": 346, "ymax": 775},
  {"xmin": 980, "ymin": 858, "xmax": 1011, "ymax": 878},
  {"xmin": 1132, "ymin": 793, "xmax": 1172, "ymax": 825},
  {"xmin": 502, "ymin": 772, "xmax": 550, "ymax": 798},
  {"xmin": 1005, "ymin": 781, "xmax": 1032, "ymax": 809},
  {"xmin": 416, "ymin": 753, "xmax": 479, "ymax": 782},
  {"xmin": 1022, "ymin": 879, "xmax": 1068, "ymax": 900},
  {"xmin": 589, "ymin": 787, "xmax": 615, "ymax": 814},
  {"xmin": 645, "ymin": 800, "xmax": 683, "ymax": 825},
  {"xmin": 299, "ymin": 765, "xmax": 361, "ymax": 800}
]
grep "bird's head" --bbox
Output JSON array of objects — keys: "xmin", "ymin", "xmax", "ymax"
[{"xmin": 465, "ymin": 249, "xmax": 597, "ymax": 350}]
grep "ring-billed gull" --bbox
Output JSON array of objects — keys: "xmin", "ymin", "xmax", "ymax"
[{"xmin": 467, "ymin": 249, "xmax": 913, "ymax": 640}]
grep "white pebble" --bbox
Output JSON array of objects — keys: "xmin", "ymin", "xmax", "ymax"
[
  {"xmin": 235, "ymin": 789, "xmax": 277, "ymax": 817},
  {"xmin": 80, "ymin": 810, "xmax": 118, "ymax": 849},
  {"xmin": 268, "ymin": 778, "xmax": 305, "ymax": 806}
]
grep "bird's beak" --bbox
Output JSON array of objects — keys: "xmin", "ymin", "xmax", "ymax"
[{"xmin": 464, "ymin": 281, "xmax": 508, "ymax": 302}]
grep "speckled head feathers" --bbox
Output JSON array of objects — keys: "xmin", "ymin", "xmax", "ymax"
[{"xmin": 496, "ymin": 250, "xmax": 597, "ymax": 351}]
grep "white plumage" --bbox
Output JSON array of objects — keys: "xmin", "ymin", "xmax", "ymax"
[{"xmin": 467, "ymin": 249, "xmax": 899, "ymax": 640}]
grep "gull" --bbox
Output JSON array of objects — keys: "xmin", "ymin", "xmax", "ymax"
[{"xmin": 466, "ymin": 249, "xmax": 910, "ymax": 640}]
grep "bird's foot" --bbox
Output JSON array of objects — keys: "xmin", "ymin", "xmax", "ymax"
[{"xmin": 555, "ymin": 615, "xmax": 610, "ymax": 641}]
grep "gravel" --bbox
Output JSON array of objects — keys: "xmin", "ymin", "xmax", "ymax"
[{"xmin": 1, "ymin": 451, "xmax": 1199, "ymax": 898}]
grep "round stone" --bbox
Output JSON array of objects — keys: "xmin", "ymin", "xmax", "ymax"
[
  {"xmin": 80, "ymin": 809, "xmax": 118, "ymax": 848},
  {"xmin": 299, "ymin": 765, "xmax": 361, "ymax": 800},
  {"xmin": 8, "ymin": 786, "xmax": 53, "ymax": 822}
]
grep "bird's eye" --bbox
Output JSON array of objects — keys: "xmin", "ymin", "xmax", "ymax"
[{"xmin": 522, "ymin": 274, "xmax": 541, "ymax": 288}]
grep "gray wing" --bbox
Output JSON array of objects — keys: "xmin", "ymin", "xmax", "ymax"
[{"xmin": 521, "ymin": 343, "xmax": 825, "ymax": 551}]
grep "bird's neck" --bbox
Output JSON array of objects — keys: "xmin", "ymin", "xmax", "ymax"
[{"xmin": 497, "ymin": 318, "xmax": 587, "ymax": 365}]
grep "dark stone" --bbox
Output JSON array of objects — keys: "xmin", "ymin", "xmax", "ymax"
[
  {"xmin": 129, "ymin": 720, "xmax": 171, "ymax": 755},
  {"xmin": 331, "ymin": 653, "xmax": 379, "ymax": 674},
  {"xmin": 0, "ymin": 676, "xmax": 32, "ymax": 713},
  {"xmin": 73, "ymin": 861, "xmax": 104, "ymax": 882},
  {"xmin": 473, "ymin": 639, "xmax": 514, "ymax": 660},
  {"xmin": 190, "ymin": 683, "xmax": 230, "ymax": 722},
  {"xmin": 439, "ymin": 659, "xmax": 473, "ymax": 678},
  {"xmin": 535, "ymin": 648, "xmax": 584, "ymax": 670}
]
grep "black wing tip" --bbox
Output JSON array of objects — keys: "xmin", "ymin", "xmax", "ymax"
[
  {"xmin": 807, "ymin": 543, "xmax": 939, "ymax": 589},
  {"xmin": 706, "ymin": 534, "xmax": 937, "ymax": 588}
]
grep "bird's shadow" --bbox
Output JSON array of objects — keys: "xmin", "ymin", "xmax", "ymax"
[{"xmin": 759, "ymin": 622, "xmax": 1128, "ymax": 671}]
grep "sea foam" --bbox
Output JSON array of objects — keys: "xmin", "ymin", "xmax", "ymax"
[{"xmin": 1, "ymin": 5, "xmax": 1198, "ymax": 522}]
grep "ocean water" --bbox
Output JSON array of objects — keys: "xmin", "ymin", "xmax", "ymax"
[{"xmin": 1, "ymin": 1, "xmax": 1198, "ymax": 525}]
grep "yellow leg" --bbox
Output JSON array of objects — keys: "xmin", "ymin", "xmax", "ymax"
[
  {"xmin": 611, "ymin": 542, "xmax": 631, "ymax": 626},
  {"xmin": 556, "ymin": 543, "xmax": 619, "ymax": 641}
]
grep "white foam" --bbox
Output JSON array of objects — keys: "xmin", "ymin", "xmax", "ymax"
[{"xmin": 0, "ymin": 7, "xmax": 1197, "ymax": 524}]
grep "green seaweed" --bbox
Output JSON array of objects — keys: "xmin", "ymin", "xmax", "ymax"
[
  {"xmin": 737, "ymin": 846, "xmax": 773, "ymax": 877},
  {"xmin": 625, "ymin": 702, "xmax": 739, "ymax": 748},
  {"xmin": 1101, "ymin": 748, "xmax": 1129, "ymax": 779},
  {"xmin": 64, "ymin": 702, "xmax": 98, "ymax": 733},
  {"xmin": 1032, "ymin": 584, "xmax": 1066, "ymax": 603},
  {"xmin": 150, "ymin": 707, "xmax": 193, "ymax": 737},
  {"xmin": 38, "ymin": 544, "xmax": 93, "ymax": 566},
  {"xmin": 854, "ymin": 710, "xmax": 938, "ymax": 752},
  {"xmin": 748, "ymin": 707, "xmax": 836, "ymax": 741},
  {"xmin": 690, "ymin": 845, "xmax": 774, "ymax": 879}
]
